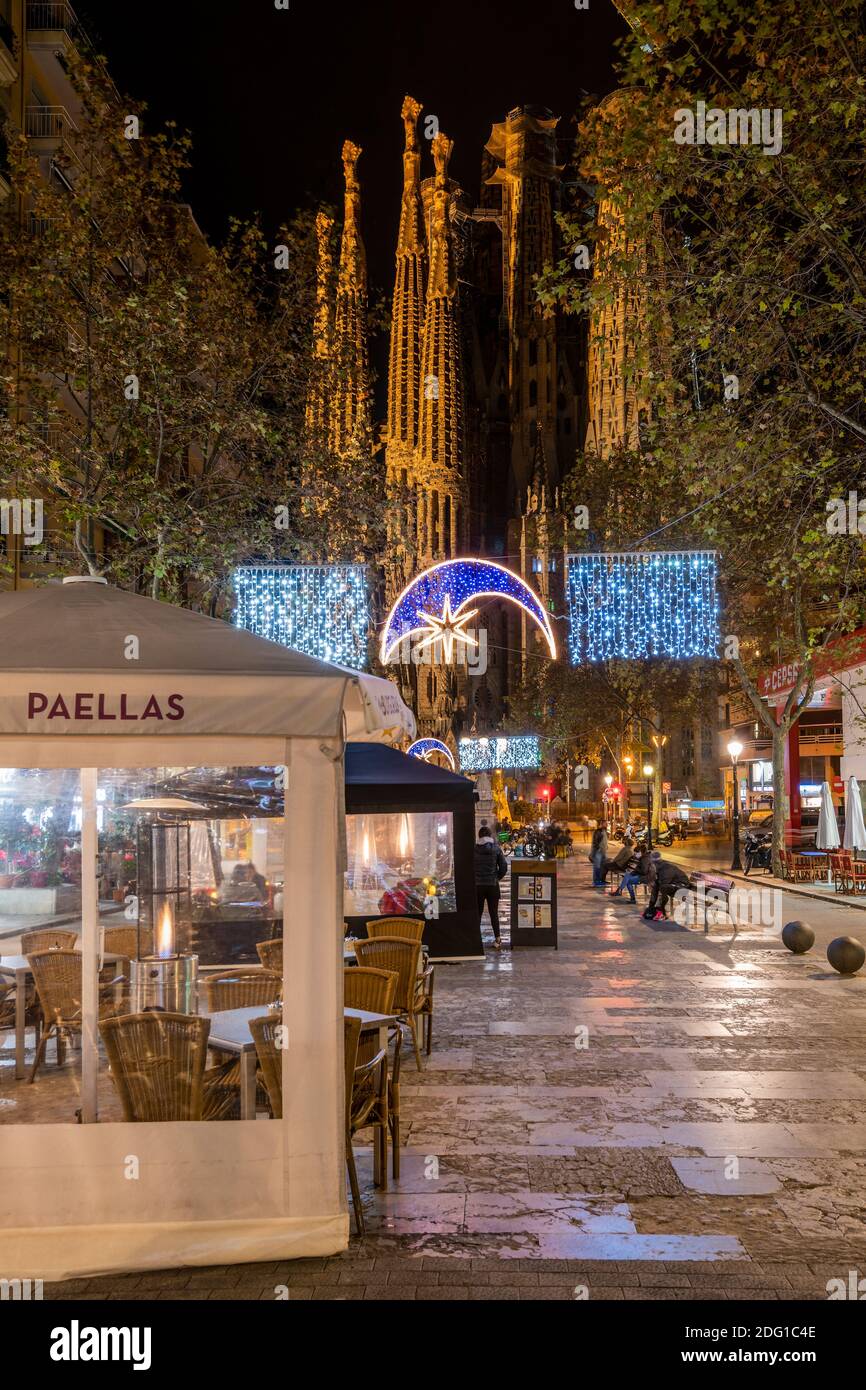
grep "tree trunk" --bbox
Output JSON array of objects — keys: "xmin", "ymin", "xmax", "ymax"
[{"xmin": 771, "ymin": 721, "xmax": 788, "ymax": 878}]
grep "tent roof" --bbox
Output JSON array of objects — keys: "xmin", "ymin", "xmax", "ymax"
[
  {"xmin": 0, "ymin": 580, "xmax": 415, "ymax": 743},
  {"xmin": 0, "ymin": 580, "xmax": 353, "ymax": 676},
  {"xmin": 345, "ymin": 741, "xmax": 476, "ymax": 811}
]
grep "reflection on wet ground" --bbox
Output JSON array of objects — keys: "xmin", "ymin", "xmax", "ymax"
[{"xmin": 42, "ymin": 852, "xmax": 866, "ymax": 1299}]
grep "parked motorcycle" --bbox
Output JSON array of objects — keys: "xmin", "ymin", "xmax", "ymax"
[
  {"xmin": 743, "ymin": 830, "xmax": 772, "ymax": 875},
  {"xmin": 636, "ymin": 822, "xmax": 675, "ymax": 849}
]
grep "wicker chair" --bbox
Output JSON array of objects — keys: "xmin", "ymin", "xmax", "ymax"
[
  {"xmin": 256, "ymin": 939, "xmax": 283, "ymax": 973},
  {"xmin": 366, "ymin": 917, "xmax": 425, "ymax": 944},
  {"xmin": 20, "ymin": 928, "xmax": 77, "ymax": 955},
  {"xmin": 27, "ymin": 949, "xmax": 123, "ymax": 1083},
  {"xmin": 344, "ymin": 966, "xmax": 397, "ymax": 1015},
  {"xmin": 344, "ymin": 1014, "xmax": 388, "ymax": 1235},
  {"xmin": 386, "ymin": 1024, "xmax": 404, "ymax": 1178},
  {"xmin": 352, "ymin": 937, "xmax": 433, "ymax": 1070},
  {"xmin": 854, "ymin": 860, "xmax": 866, "ymax": 895},
  {"xmin": 103, "ymin": 925, "xmax": 139, "ymax": 959},
  {"xmin": 343, "ymin": 968, "xmax": 403, "ymax": 1177},
  {"xmin": 205, "ymin": 969, "xmax": 281, "ymax": 1012},
  {"xmin": 100, "ymin": 1011, "xmax": 211, "ymax": 1121},
  {"xmin": 250, "ymin": 1012, "xmax": 283, "ymax": 1118}
]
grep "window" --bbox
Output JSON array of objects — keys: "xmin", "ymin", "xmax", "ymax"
[
  {"xmin": 344, "ymin": 812, "xmax": 456, "ymax": 917},
  {"xmin": 0, "ymin": 764, "xmax": 286, "ymax": 1127}
]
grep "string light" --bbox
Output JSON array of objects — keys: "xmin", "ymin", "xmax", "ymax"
[
  {"xmin": 566, "ymin": 551, "xmax": 720, "ymax": 663},
  {"xmin": 407, "ymin": 738, "xmax": 456, "ymax": 770},
  {"xmin": 234, "ymin": 565, "xmax": 369, "ymax": 670},
  {"xmin": 381, "ymin": 558, "xmax": 557, "ymax": 664},
  {"xmin": 459, "ymin": 736, "xmax": 541, "ymax": 772}
]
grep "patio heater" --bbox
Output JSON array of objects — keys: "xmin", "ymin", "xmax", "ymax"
[
  {"xmin": 728, "ymin": 740, "xmax": 743, "ymax": 872},
  {"xmin": 643, "ymin": 764, "xmax": 654, "ymax": 850},
  {"xmin": 129, "ymin": 812, "xmax": 198, "ymax": 1013}
]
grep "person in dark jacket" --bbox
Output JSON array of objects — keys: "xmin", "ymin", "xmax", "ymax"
[
  {"xmin": 611, "ymin": 845, "xmax": 652, "ymax": 903},
  {"xmin": 589, "ymin": 824, "xmax": 608, "ymax": 888},
  {"xmin": 643, "ymin": 856, "xmax": 691, "ymax": 919},
  {"xmin": 474, "ymin": 825, "xmax": 508, "ymax": 949},
  {"xmin": 602, "ymin": 841, "xmax": 635, "ymax": 883}
]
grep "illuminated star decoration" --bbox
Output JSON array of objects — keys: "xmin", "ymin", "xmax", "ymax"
[
  {"xmin": 415, "ymin": 594, "xmax": 479, "ymax": 664},
  {"xmin": 566, "ymin": 551, "xmax": 720, "ymax": 664},
  {"xmin": 381, "ymin": 558, "xmax": 558, "ymax": 664},
  {"xmin": 407, "ymin": 738, "xmax": 456, "ymax": 771}
]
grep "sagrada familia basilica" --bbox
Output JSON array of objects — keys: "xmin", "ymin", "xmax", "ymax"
[{"xmin": 305, "ymin": 89, "xmax": 646, "ymax": 751}]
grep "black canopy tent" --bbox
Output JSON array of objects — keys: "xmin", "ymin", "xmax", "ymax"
[{"xmin": 344, "ymin": 742, "xmax": 483, "ymax": 959}]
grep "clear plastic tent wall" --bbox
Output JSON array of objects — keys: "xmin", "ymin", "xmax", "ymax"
[{"xmin": 0, "ymin": 579, "xmax": 414, "ymax": 1280}]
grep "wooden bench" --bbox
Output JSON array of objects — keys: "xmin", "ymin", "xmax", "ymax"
[{"xmin": 674, "ymin": 873, "xmax": 736, "ymax": 934}]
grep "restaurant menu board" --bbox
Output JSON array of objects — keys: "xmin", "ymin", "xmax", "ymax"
[{"xmin": 510, "ymin": 860, "xmax": 557, "ymax": 949}]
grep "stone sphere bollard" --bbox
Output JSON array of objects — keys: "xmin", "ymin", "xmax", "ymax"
[
  {"xmin": 781, "ymin": 921, "xmax": 815, "ymax": 954},
  {"xmin": 827, "ymin": 936, "xmax": 866, "ymax": 975}
]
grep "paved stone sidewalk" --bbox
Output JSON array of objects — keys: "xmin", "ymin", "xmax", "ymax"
[{"xmin": 47, "ymin": 854, "xmax": 866, "ymax": 1301}]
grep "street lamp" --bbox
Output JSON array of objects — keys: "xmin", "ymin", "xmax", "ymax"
[
  {"xmin": 728, "ymin": 739, "xmax": 744, "ymax": 871},
  {"xmin": 643, "ymin": 763, "xmax": 654, "ymax": 851}
]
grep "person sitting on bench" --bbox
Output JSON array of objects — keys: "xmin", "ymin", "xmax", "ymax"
[
  {"xmin": 643, "ymin": 855, "xmax": 691, "ymax": 920},
  {"xmin": 601, "ymin": 841, "xmax": 637, "ymax": 883},
  {"xmin": 611, "ymin": 845, "xmax": 652, "ymax": 903}
]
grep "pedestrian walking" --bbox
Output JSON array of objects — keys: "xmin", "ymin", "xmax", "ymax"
[
  {"xmin": 475, "ymin": 824, "xmax": 508, "ymax": 950},
  {"xmin": 589, "ymin": 823, "xmax": 608, "ymax": 888}
]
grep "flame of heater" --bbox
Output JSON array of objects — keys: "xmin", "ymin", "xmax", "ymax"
[{"xmin": 157, "ymin": 902, "xmax": 175, "ymax": 959}]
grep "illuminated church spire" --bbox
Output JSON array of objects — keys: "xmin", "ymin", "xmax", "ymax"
[
  {"xmin": 330, "ymin": 140, "xmax": 371, "ymax": 458},
  {"xmin": 387, "ymin": 96, "xmax": 427, "ymax": 452},
  {"xmin": 583, "ymin": 92, "xmax": 653, "ymax": 458},
  {"xmin": 485, "ymin": 106, "xmax": 563, "ymax": 500},
  {"xmin": 304, "ymin": 210, "xmax": 335, "ymax": 443},
  {"xmin": 414, "ymin": 131, "xmax": 467, "ymax": 564}
]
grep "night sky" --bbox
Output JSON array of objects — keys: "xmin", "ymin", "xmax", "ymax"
[{"xmin": 77, "ymin": 0, "xmax": 626, "ymax": 292}]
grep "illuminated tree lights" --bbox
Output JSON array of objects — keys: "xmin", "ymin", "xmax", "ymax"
[
  {"xmin": 459, "ymin": 736, "xmax": 541, "ymax": 772},
  {"xmin": 566, "ymin": 552, "xmax": 720, "ymax": 663},
  {"xmin": 407, "ymin": 738, "xmax": 456, "ymax": 770},
  {"xmin": 381, "ymin": 558, "xmax": 557, "ymax": 664},
  {"xmin": 233, "ymin": 565, "xmax": 369, "ymax": 669}
]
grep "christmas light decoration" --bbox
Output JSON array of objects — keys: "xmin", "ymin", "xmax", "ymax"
[
  {"xmin": 381, "ymin": 558, "xmax": 557, "ymax": 664},
  {"xmin": 458, "ymin": 736, "xmax": 541, "ymax": 772},
  {"xmin": 566, "ymin": 551, "xmax": 720, "ymax": 663},
  {"xmin": 407, "ymin": 738, "xmax": 456, "ymax": 770},
  {"xmin": 234, "ymin": 565, "xmax": 369, "ymax": 669}
]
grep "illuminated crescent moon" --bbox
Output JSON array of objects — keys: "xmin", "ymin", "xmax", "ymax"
[
  {"xmin": 381, "ymin": 558, "xmax": 557, "ymax": 664},
  {"xmin": 407, "ymin": 738, "xmax": 456, "ymax": 771}
]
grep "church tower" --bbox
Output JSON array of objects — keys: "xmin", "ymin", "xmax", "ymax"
[
  {"xmin": 385, "ymin": 97, "xmax": 427, "ymax": 594},
  {"xmin": 484, "ymin": 107, "xmax": 572, "ymax": 504},
  {"xmin": 415, "ymin": 130, "xmax": 468, "ymax": 564},
  {"xmin": 330, "ymin": 140, "xmax": 372, "ymax": 458},
  {"xmin": 304, "ymin": 210, "xmax": 335, "ymax": 445}
]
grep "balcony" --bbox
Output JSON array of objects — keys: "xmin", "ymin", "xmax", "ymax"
[
  {"xmin": 0, "ymin": 12, "xmax": 16, "ymax": 86},
  {"xmin": 25, "ymin": 104, "xmax": 79, "ymax": 142},
  {"xmin": 26, "ymin": 3, "xmax": 86, "ymax": 50}
]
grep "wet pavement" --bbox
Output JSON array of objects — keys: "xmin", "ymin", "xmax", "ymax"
[{"xmin": 44, "ymin": 851, "xmax": 866, "ymax": 1300}]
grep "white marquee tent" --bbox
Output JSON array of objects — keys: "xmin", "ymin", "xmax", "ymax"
[{"xmin": 0, "ymin": 577, "xmax": 415, "ymax": 1280}]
